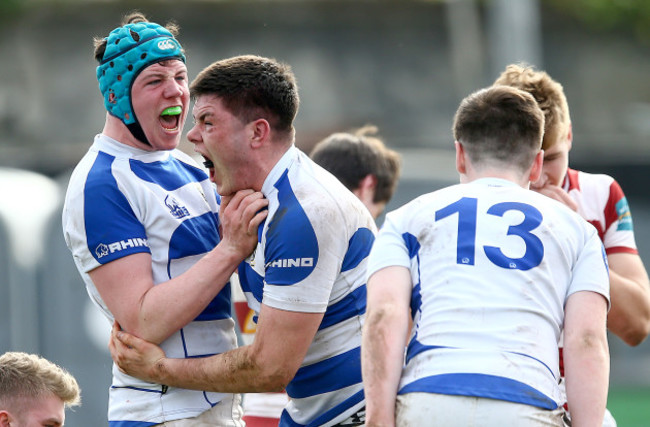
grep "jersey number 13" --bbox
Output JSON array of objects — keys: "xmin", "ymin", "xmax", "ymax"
[{"xmin": 435, "ymin": 197, "xmax": 544, "ymax": 271}]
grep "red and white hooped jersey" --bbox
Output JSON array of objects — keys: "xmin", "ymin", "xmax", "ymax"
[
  {"xmin": 560, "ymin": 168, "xmax": 636, "ymax": 425},
  {"xmin": 564, "ymin": 168, "xmax": 637, "ymax": 254}
]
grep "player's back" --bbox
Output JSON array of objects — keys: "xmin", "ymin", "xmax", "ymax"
[{"xmin": 377, "ymin": 177, "xmax": 609, "ymax": 409}]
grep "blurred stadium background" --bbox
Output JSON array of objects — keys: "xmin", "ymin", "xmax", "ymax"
[{"xmin": 1, "ymin": 0, "xmax": 649, "ymax": 425}]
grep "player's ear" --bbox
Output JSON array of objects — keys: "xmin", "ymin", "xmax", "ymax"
[
  {"xmin": 455, "ymin": 141, "xmax": 466, "ymax": 174},
  {"xmin": 358, "ymin": 174, "xmax": 377, "ymax": 193},
  {"xmin": 249, "ymin": 118, "xmax": 271, "ymax": 149},
  {"xmin": 528, "ymin": 150, "xmax": 544, "ymax": 183},
  {"xmin": 0, "ymin": 411, "xmax": 12, "ymax": 427},
  {"xmin": 353, "ymin": 174, "xmax": 377, "ymax": 208},
  {"xmin": 566, "ymin": 123, "xmax": 573, "ymax": 151}
]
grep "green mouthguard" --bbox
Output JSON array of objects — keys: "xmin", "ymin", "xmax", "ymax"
[{"xmin": 161, "ymin": 106, "xmax": 182, "ymax": 116}]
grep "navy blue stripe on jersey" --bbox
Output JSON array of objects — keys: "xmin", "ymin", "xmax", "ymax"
[
  {"xmin": 238, "ymin": 262, "xmax": 264, "ymax": 303},
  {"xmin": 286, "ymin": 347, "xmax": 361, "ymax": 399},
  {"xmin": 341, "ymin": 228, "xmax": 375, "ymax": 272},
  {"xmin": 265, "ymin": 169, "xmax": 318, "ymax": 285},
  {"xmin": 168, "ymin": 212, "xmax": 219, "ymax": 260},
  {"xmin": 203, "ymin": 390, "xmax": 220, "ymax": 406},
  {"xmin": 403, "ymin": 231, "xmax": 420, "ymax": 258},
  {"xmin": 129, "ymin": 156, "xmax": 207, "ymax": 191},
  {"xmin": 398, "ymin": 373, "xmax": 558, "ymax": 410},
  {"xmin": 85, "ymin": 151, "xmax": 150, "ymax": 264},
  {"xmin": 279, "ymin": 410, "xmax": 301, "ymax": 427},
  {"xmin": 510, "ymin": 350, "xmax": 556, "ymax": 378},
  {"xmin": 411, "ymin": 282, "xmax": 421, "ymax": 322},
  {"xmin": 279, "ymin": 389, "xmax": 365, "ymax": 427},
  {"xmin": 194, "ymin": 282, "xmax": 231, "ymax": 321},
  {"xmin": 304, "ymin": 389, "xmax": 364, "ymax": 427},
  {"xmin": 405, "ymin": 339, "xmax": 448, "ymax": 364},
  {"xmin": 319, "ymin": 285, "xmax": 366, "ymax": 330},
  {"xmin": 110, "ymin": 385, "xmax": 164, "ymax": 393},
  {"xmin": 403, "ymin": 232, "xmax": 423, "ymax": 320},
  {"xmin": 109, "ymin": 421, "xmax": 157, "ymax": 427}
]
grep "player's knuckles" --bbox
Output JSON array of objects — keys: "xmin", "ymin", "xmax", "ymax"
[{"xmin": 233, "ymin": 189, "xmax": 254, "ymax": 204}]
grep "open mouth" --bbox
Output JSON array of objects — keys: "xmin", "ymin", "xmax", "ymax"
[
  {"xmin": 160, "ymin": 106, "xmax": 182, "ymax": 131},
  {"xmin": 202, "ymin": 156, "xmax": 215, "ymax": 181}
]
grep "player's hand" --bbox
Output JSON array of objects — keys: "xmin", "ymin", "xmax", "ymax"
[
  {"xmin": 109, "ymin": 321, "xmax": 166, "ymax": 383},
  {"xmin": 531, "ymin": 184, "xmax": 579, "ymax": 212},
  {"xmin": 219, "ymin": 189, "xmax": 268, "ymax": 259}
]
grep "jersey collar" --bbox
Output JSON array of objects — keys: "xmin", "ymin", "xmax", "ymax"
[{"xmin": 262, "ymin": 144, "xmax": 298, "ymax": 196}]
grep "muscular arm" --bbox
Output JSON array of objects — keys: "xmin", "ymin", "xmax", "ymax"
[
  {"xmin": 110, "ymin": 302, "xmax": 323, "ymax": 392},
  {"xmin": 606, "ymin": 252, "xmax": 650, "ymax": 346},
  {"xmin": 362, "ymin": 266, "xmax": 412, "ymax": 427},
  {"xmin": 91, "ymin": 190, "xmax": 267, "ymax": 343},
  {"xmin": 563, "ymin": 290, "xmax": 609, "ymax": 427}
]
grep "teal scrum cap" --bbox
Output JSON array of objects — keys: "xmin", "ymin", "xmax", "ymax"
[{"xmin": 96, "ymin": 21, "xmax": 186, "ymax": 145}]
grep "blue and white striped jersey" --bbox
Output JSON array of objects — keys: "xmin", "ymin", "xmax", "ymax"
[
  {"xmin": 238, "ymin": 146, "xmax": 376, "ymax": 426},
  {"xmin": 62, "ymin": 134, "xmax": 238, "ymax": 426},
  {"xmin": 367, "ymin": 178, "xmax": 610, "ymax": 411}
]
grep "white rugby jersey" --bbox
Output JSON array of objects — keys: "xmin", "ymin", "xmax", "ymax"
[
  {"xmin": 367, "ymin": 178, "xmax": 610, "ymax": 410},
  {"xmin": 62, "ymin": 134, "xmax": 238, "ymax": 425},
  {"xmin": 238, "ymin": 146, "xmax": 377, "ymax": 426},
  {"xmin": 564, "ymin": 168, "xmax": 637, "ymax": 254}
]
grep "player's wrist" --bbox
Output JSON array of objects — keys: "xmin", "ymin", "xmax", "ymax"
[
  {"xmin": 152, "ymin": 356, "xmax": 172, "ymax": 385},
  {"xmin": 211, "ymin": 241, "xmax": 247, "ymax": 267}
]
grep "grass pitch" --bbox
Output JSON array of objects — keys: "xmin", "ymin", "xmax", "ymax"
[{"xmin": 607, "ymin": 387, "xmax": 650, "ymax": 427}]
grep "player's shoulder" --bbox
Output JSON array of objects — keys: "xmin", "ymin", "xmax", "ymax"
[
  {"xmin": 386, "ymin": 184, "xmax": 462, "ymax": 224},
  {"xmin": 532, "ymin": 191, "xmax": 600, "ymax": 240},
  {"xmin": 64, "ymin": 147, "xmax": 123, "ymax": 197},
  {"xmin": 568, "ymin": 167, "xmax": 629, "ymax": 210},
  {"xmin": 170, "ymin": 148, "xmax": 203, "ymax": 169},
  {"xmin": 295, "ymin": 155, "xmax": 369, "ymax": 214},
  {"xmin": 569, "ymin": 167, "xmax": 617, "ymax": 189}
]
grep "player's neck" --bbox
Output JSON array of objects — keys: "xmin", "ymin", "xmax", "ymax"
[{"xmin": 462, "ymin": 169, "xmax": 529, "ymax": 188}]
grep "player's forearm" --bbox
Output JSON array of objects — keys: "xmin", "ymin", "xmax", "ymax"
[
  {"xmin": 362, "ymin": 307, "xmax": 407, "ymax": 427},
  {"xmin": 153, "ymin": 344, "xmax": 287, "ymax": 393},
  {"xmin": 563, "ymin": 331, "xmax": 609, "ymax": 427},
  {"xmin": 607, "ymin": 268, "xmax": 650, "ymax": 346},
  {"xmin": 135, "ymin": 244, "xmax": 243, "ymax": 343}
]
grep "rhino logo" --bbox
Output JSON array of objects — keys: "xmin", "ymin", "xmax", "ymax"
[
  {"xmin": 95, "ymin": 243, "xmax": 109, "ymax": 259},
  {"xmin": 165, "ymin": 195, "xmax": 190, "ymax": 219}
]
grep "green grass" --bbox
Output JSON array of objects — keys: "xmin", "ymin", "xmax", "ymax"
[{"xmin": 607, "ymin": 387, "xmax": 650, "ymax": 427}]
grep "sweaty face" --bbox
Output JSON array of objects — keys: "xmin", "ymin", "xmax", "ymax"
[
  {"xmin": 187, "ymin": 94, "xmax": 251, "ymax": 196},
  {"xmin": 531, "ymin": 137, "xmax": 571, "ymax": 190},
  {"xmin": 130, "ymin": 60, "xmax": 190, "ymax": 151},
  {"xmin": 8, "ymin": 394, "xmax": 66, "ymax": 427}
]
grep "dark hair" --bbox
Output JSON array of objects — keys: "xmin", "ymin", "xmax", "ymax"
[
  {"xmin": 453, "ymin": 85, "xmax": 544, "ymax": 173},
  {"xmin": 190, "ymin": 55, "xmax": 299, "ymax": 137},
  {"xmin": 93, "ymin": 11, "xmax": 180, "ymax": 62},
  {"xmin": 310, "ymin": 125, "xmax": 401, "ymax": 204}
]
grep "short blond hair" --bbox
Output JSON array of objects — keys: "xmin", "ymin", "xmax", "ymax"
[
  {"xmin": 0, "ymin": 352, "xmax": 81, "ymax": 410},
  {"xmin": 494, "ymin": 63, "xmax": 571, "ymax": 151}
]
